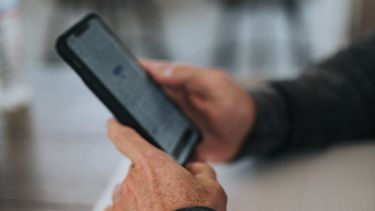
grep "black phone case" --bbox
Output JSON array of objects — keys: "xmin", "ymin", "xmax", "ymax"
[{"xmin": 55, "ymin": 13, "xmax": 201, "ymax": 165}]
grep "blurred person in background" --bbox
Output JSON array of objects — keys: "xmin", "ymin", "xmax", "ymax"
[{"xmin": 105, "ymin": 33, "xmax": 375, "ymax": 210}]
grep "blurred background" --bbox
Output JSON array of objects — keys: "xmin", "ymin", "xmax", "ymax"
[{"xmin": 0, "ymin": 0, "xmax": 374, "ymax": 210}]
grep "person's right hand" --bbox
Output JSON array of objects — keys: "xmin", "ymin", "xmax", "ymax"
[{"xmin": 140, "ymin": 59, "xmax": 256, "ymax": 162}]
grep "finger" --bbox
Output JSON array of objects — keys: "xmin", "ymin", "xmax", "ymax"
[
  {"xmin": 188, "ymin": 94, "xmax": 213, "ymax": 113},
  {"xmin": 112, "ymin": 184, "xmax": 121, "ymax": 203},
  {"xmin": 107, "ymin": 119, "xmax": 166, "ymax": 164},
  {"xmin": 140, "ymin": 59, "xmax": 202, "ymax": 88},
  {"xmin": 139, "ymin": 59, "xmax": 173, "ymax": 83},
  {"xmin": 164, "ymin": 88, "xmax": 195, "ymax": 115},
  {"xmin": 164, "ymin": 88, "xmax": 185, "ymax": 105},
  {"xmin": 139, "ymin": 58, "xmax": 170, "ymax": 72},
  {"xmin": 186, "ymin": 162, "xmax": 217, "ymax": 181},
  {"xmin": 105, "ymin": 205, "xmax": 113, "ymax": 211}
]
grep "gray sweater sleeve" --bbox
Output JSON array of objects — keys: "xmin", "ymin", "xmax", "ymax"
[{"xmin": 240, "ymin": 35, "xmax": 375, "ymax": 156}]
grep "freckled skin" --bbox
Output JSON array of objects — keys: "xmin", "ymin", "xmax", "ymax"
[
  {"xmin": 105, "ymin": 60, "xmax": 255, "ymax": 211},
  {"xmin": 106, "ymin": 120, "xmax": 227, "ymax": 211}
]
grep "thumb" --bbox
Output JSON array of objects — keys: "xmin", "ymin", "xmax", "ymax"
[
  {"xmin": 186, "ymin": 162, "xmax": 217, "ymax": 181},
  {"xmin": 139, "ymin": 59, "xmax": 200, "ymax": 88},
  {"xmin": 107, "ymin": 119, "xmax": 166, "ymax": 164}
]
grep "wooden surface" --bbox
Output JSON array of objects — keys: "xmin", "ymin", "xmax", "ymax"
[{"xmin": 0, "ymin": 66, "xmax": 122, "ymax": 211}]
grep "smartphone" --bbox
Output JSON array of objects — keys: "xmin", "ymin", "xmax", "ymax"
[{"xmin": 55, "ymin": 14, "xmax": 201, "ymax": 165}]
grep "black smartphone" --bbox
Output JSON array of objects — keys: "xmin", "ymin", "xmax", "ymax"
[{"xmin": 55, "ymin": 14, "xmax": 201, "ymax": 165}]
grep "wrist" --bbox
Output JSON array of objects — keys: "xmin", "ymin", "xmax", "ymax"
[
  {"xmin": 230, "ymin": 93, "xmax": 256, "ymax": 161},
  {"xmin": 235, "ymin": 84, "xmax": 289, "ymax": 159}
]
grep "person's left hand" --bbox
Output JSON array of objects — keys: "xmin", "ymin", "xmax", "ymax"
[{"xmin": 105, "ymin": 119, "xmax": 227, "ymax": 211}]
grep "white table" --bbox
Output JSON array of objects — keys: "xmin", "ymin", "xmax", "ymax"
[{"xmin": 93, "ymin": 142, "xmax": 375, "ymax": 211}]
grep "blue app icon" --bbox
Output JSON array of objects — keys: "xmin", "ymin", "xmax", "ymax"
[{"xmin": 112, "ymin": 65, "xmax": 125, "ymax": 78}]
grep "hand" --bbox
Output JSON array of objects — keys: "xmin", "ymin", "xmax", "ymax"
[
  {"xmin": 140, "ymin": 59, "xmax": 256, "ymax": 162},
  {"xmin": 106, "ymin": 119, "xmax": 227, "ymax": 211}
]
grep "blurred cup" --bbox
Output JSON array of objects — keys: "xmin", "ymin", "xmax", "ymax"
[{"xmin": 0, "ymin": 0, "xmax": 30, "ymax": 112}]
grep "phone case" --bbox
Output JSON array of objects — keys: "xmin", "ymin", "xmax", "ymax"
[{"xmin": 55, "ymin": 14, "xmax": 201, "ymax": 165}]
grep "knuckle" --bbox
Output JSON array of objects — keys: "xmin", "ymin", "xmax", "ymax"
[
  {"xmin": 201, "ymin": 162, "xmax": 213, "ymax": 170},
  {"xmin": 213, "ymin": 70, "xmax": 228, "ymax": 80},
  {"xmin": 209, "ymin": 180, "xmax": 226, "ymax": 195},
  {"xmin": 213, "ymin": 181, "xmax": 224, "ymax": 191},
  {"xmin": 193, "ymin": 162, "xmax": 210, "ymax": 170}
]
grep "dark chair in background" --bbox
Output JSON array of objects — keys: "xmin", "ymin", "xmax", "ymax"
[
  {"xmin": 212, "ymin": 0, "xmax": 312, "ymax": 72},
  {"xmin": 44, "ymin": 0, "xmax": 311, "ymax": 76},
  {"xmin": 44, "ymin": 0, "xmax": 170, "ymax": 64}
]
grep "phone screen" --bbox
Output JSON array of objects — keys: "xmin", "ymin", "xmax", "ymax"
[{"xmin": 66, "ymin": 18, "xmax": 191, "ymax": 154}]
